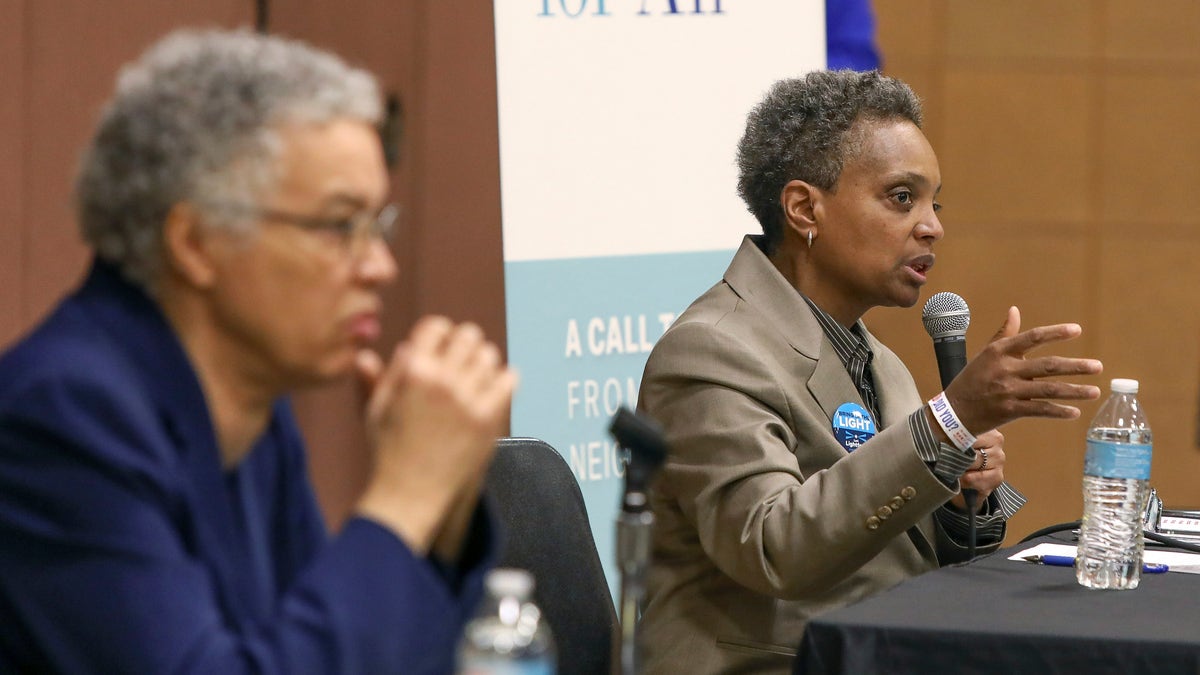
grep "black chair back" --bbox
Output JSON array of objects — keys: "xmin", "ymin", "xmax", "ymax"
[{"xmin": 485, "ymin": 437, "xmax": 617, "ymax": 675}]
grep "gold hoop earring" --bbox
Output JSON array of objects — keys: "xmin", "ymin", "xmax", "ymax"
[{"xmin": 807, "ymin": 230, "xmax": 814, "ymax": 249}]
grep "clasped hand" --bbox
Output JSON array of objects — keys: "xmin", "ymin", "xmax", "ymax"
[{"xmin": 353, "ymin": 316, "xmax": 517, "ymax": 557}]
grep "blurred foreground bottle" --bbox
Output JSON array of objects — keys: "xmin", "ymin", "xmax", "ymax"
[
  {"xmin": 458, "ymin": 568, "xmax": 556, "ymax": 674},
  {"xmin": 1076, "ymin": 378, "xmax": 1153, "ymax": 590}
]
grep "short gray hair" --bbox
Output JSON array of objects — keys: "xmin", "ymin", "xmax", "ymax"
[
  {"xmin": 76, "ymin": 28, "xmax": 383, "ymax": 288},
  {"xmin": 736, "ymin": 70, "xmax": 922, "ymax": 254}
]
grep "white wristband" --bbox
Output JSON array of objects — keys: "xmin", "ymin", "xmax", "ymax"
[{"xmin": 927, "ymin": 391, "xmax": 977, "ymax": 452}]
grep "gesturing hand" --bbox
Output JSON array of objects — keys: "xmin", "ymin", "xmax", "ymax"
[
  {"xmin": 354, "ymin": 316, "xmax": 518, "ymax": 556},
  {"xmin": 943, "ymin": 306, "xmax": 1102, "ymax": 435}
]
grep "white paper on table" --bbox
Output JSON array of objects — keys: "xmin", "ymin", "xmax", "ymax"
[{"xmin": 1009, "ymin": 543, "xmax": 1200, "ymax": 574}]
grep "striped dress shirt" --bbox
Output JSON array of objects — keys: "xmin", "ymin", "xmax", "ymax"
[{"xmin": 802, "ymin": 296, "xmax": 1025, "ymax": 544}]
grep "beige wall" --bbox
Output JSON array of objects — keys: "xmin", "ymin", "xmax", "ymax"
[{"xmin": 871, "ymin": 0, "xmax": 1200, "ymax": 539}]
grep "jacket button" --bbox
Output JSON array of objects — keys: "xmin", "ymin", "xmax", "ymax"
[
  {"xmin": 866, "ymin": 516, "xmax": 881, "ymax": 530},
  {"xmin": 890, "ymin": 497, "xmax": 905, "ymax": 510},
  {"xmin": 900, "ymin": 486, "xmax": 917, "ymax": 500},
  {"xmin": 876, "ymin": 506, "xmax": 893, "ymax": 519}
]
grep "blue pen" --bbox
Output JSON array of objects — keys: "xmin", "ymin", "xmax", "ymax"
[{"xmin": 1022, "ymin": 554, "xmax": 1169, "ymax": 574}]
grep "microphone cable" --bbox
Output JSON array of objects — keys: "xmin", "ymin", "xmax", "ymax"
[
  {"xmin": 1017, "ymin": 519, "xmax": 1200, "ymax": 554},
  {"xmin": 964, "ymin": 491, "xmax": 977, "ymax": 560}
]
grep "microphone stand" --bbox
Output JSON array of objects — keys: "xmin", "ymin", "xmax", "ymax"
[
  {"xmin": 609, "ymin": 407, "xmax": 667, "ymax": 675},
  {"xmin": 616, "ymin": 497, "xmax": 653, "ymax": 675}
]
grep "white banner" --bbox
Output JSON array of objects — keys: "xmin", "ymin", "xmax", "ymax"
[{"xmin": 496, "ymin": 0, "xmax": 826, "ymax": 598}]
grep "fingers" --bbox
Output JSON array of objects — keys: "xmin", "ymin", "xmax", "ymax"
[
  {"xmin": 1020, "ymin": 378, "xmax": 1102, "ymax": 401},
  {"xmin": 379, "ymin": 316, "xmax": 516, "ymax": 437},
  {"xmin": 973, "ymin": 429, "xmax": 1003, "ymax": 449},
  {"xmin": 454, "ymin": 332, "xmax": 505, "ymax": 397},
  {"xmin": 959, "ymin": 468, "xmax": 1003, "ymax": 494},
  {"xmin": 996, "ymin": 322, "xmax": 1083, "ymax": 357},
  {"xmin": 480, "ymin": 367, "xmax": 520, "ymax": 421},
  {"xmin": 967, "ymin": 430, "xmax": 1003, "ymax": 472},
  {"xmin": 354, "ymin": 349, "xmax": 384, "ymax": 389},
  {"xmin": 363, "ymin": 317, "xmax": 512, "ymax": 429},
  {"xmin": 408, "ymin": 314, "xmax": 455, "ymax": 355},
  {"xmin": 1005, "ymin": 399, "xmax": 1086, "ymax": 420},
  {"xmin": 442, "ymin": 321, "xmax": 485, "ymax": 372},
  {"xmin": 1014, "ymin": 355, "xmax": 1103, "ymax": 380},
  {"xmin": 988, "ymin": 306, "xmax": 1021, "ymax": 344},
  {"xmin": 364, "ymin": 343, "xmax": 411, "ymax": 424},
  {"xmin": 961, "ymin": 439, "xmax": 1004, "ymax": 494},
  {"xmin": 408, "ymin": 318, "xmax": 501, "ymax": 396}
]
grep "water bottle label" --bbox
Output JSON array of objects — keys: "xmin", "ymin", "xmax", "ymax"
[
  {"xmin": 459, "ymin": 658, "xmax": 554, "ymax": 675},
  {"xmin": 1084, "ymin": 440, "xmax": 1152, "ymax": 480}
]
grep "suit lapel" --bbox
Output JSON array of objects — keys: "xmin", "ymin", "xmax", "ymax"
[
  {"xmin": 866, "ymin": 333, "xmax": 915, "ymax": 430},
  {"xmin": 720, "ymin": 236, "xmax": 883, "ymax": 429},
  {"xmin": 806, "ymin": 351, "xmax": 863, "ymax": 428},
  {"xmin": 723, "ymin": 245, "xmax": 940, "ymax": 560},
  {"xmin": 723, "ymin": 237, "xmax": 863, "ymax": 427}
]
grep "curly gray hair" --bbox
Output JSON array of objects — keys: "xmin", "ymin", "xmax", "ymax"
[
  {"xmin": 736, "ymin": 70, "xmax": 922, "ymax": 254},
  {"xmin": 75, "ymin": 28, "xmax": 382, "ymax": 288}
]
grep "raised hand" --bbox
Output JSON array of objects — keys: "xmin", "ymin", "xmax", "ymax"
[{"xmin": 942, "ymin": 306, "xmax": 1102, "ymax": 436}]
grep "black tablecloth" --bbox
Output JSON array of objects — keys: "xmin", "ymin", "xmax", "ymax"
[{"xmin": 795, "ymin": 535, "xmax": 1200, "ymax": 674}]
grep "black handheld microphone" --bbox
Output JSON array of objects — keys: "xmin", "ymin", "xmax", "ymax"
[{"xmin": 921, "ymin": 292, "xmax": 979, "ymax": 557}]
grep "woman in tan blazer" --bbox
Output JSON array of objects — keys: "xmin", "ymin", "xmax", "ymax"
[{"xmin": 636, "ymin": 71, "xmax": 1103, "ymax": 674}]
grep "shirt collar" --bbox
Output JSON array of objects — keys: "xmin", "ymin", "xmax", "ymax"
[{"xmin": 801, "ymin": 295, "xmax": 873, "ymax": 367}]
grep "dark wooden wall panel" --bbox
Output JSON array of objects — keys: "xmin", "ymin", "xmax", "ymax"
[
  {"xmin": 20, "ymin": 2, "xmax": 250, "ymax": 330},
  {"xmin": 414, "ymin": 2, "xmax": 506, "ymax": 348},
  {"xmin": 0, "ymin": 0, "xmax": 26, "ymax": 348}
]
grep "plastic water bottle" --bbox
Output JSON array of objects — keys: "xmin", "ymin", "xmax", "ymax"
[
  {"xmin": 1076, "ymin": 378, "xmax": 1153, "ymax": 590},
  {"xmin": 458, "ymin": 568, "xmax": 556, "ymax": 674}
]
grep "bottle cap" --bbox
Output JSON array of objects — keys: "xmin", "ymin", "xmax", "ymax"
[
  {"xmin": 1110, "ymin": 378, "xmax": 1139, "ymax": 394},
  {"xmin": 486, "ymin": 568, "xmax": 535, "ymax": 599}
]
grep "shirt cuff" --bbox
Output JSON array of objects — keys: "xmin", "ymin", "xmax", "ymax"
[
  {"xmin": 935, "ymin": 483, "xmax": 1027, "ymax": 544},
  {"xmin": 908, "ymin": 408, "xmax": 974, "ymax": 488}
]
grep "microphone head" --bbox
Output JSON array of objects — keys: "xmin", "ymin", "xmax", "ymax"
[
  {"xmin": 609, "ymin": 407, "xmax": 668, "ymax": 470},
  {"xmin": 609, "ymin": 407, "xmax": 668, "ymax": 510},
  {"xmin": 922, "ymin": 291, "xmax": 970, "ymax": 339}
]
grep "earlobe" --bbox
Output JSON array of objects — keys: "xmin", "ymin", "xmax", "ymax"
[{"xmin": 162, "ymin": 203, "xmax": 218, "ymax": 289}]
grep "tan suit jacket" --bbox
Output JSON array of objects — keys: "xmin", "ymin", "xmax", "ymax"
[{"xmin": 637, "ymin": 237, "xmax": 991, "ymax": 674}]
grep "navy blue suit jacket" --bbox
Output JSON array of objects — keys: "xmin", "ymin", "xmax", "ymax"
[{"xmin": 0, "ymin": 261, "xmax": 493, "ymax": 673}]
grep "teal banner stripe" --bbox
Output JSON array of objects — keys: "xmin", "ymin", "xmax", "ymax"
[{"xmin": 505, "ymin": 249, "xmax": 733, "ymax": 598}]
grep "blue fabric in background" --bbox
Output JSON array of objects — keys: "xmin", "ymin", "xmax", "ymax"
[{"xmin": 827, "ymin": 0, "xmax": 881, "ymax": 71}]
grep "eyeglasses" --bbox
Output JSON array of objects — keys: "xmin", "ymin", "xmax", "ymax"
[{"xmin": 203, "ymin": 201, "xmax": 401, "ymax": 255}]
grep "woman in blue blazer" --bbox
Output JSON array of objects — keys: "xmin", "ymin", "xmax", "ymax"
[{"xmin": 0, "ymin": 29, "xmax": 515, "ymax": 674}]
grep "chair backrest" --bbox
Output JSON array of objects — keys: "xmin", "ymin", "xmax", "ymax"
[{"xmin": 485, "ymin": 437, "xmax": 618, "ymax": 675}]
